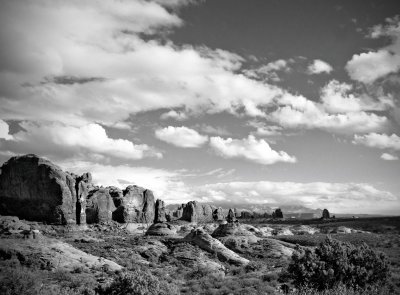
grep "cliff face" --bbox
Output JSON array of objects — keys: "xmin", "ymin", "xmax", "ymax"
[
  {"xmin": 0, "ymin": 154, "xmax": 159, "ymax": 225},
  {"xmin": 0, "ymin": 154, "xmax": 77, "ymax": 225},
  {"xmin": 112, "ymin": 185, "xmax": 155, "ymax": 223}
]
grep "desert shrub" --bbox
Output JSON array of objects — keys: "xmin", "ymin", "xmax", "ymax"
[
  {"xmin": 287, "ymin": 236, "xmax": 389, "ymax": 291},
  {"xmin": 98, "ymin": 268, "xmax": 178, "ymax": 295}
]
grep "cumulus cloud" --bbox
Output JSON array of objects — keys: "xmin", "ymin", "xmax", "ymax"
[
  {"xmin": 353, "ymin": 133, "xmax": 400, "ymax": 150},
  {"xmin": 346, "ymin": 16, "xmax": 400, "ymax": 83},
  {"xmin": 0, "ymin": 0, "xmax": 286, "ymax": 128},
  {"xmin": 7, "ymin": 122, "xmax": 161, "ymax": 160},
  {"xmin": 209, "ymin": 135, "xmax": 296, "ymax": 165},
  {"xmin": 320, "ymin": 80, "xmax": 390, "ymax": 113},
  {"xmin": 270, "ymin": 94, "xmax": 388, "ymax": 134},
  {"xmin": 0, "ymin": 120, "xmax": 13, "ymax": 140},
  {"xmin": 155, "ymin": 126, "xmax": 208, "ymax": 148},
  {"xmin": 191, "ymin": 181, "xmax": 399, "ymax": 214},
  {"xmin": 307, "ymin": 59, "xmax": 333, "ymax": 74},
  {"xmin": 381, "ymin": 153, "xmax": 399, "ymax": 161},
  {"xmin": 346, "ymin": 50, "xmax": 400, "ymax": 84}
]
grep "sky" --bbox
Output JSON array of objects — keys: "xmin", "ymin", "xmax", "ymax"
[{"xmin": 0, "ymin": 0, "xmax": 399, "ymax": 214}]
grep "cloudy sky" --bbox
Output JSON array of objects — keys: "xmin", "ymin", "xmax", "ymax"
[{"xmin": 0, "ymin": 0, "xmax": 399, "ymax": 214}]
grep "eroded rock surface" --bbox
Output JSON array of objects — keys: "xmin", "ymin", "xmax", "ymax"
[
  {"xmin": 146, "ymin": 223, "xmax": 177, "ymax": 236},
  {"xmin": 0, "ymin": 154, "xmax": 77, "ymax": 224},
  {"xmin": 181, "ymin": 201, "xmax": 215, "ymax": 223},
  {"xmin": 112, "ymin": 185, "xmax": 155, "ymax": 223},
  {"xmin": 86, "ymin": 188, "xmax": 116, "ymax": 224},
  {"xmin": 184, "ymin": 228, "xmax": 249, "ymax": 265}
]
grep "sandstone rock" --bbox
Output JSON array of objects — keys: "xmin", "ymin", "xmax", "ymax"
[
  {"xmin": 0, "ymin": 154, "xmax": 76, "ymax": 224},
  {"xmin": 0, "ymin": 215, "xmax": 30, "ymax": 232},
  {"xmin": 226, "ymin": 208, "xmax": 237, "ymax": 223},
  {"xmin": 74, "ymin": 172, "xmax": 93, "ymax": 225},
  {"xmin": 108, "ymin": 186, "xmax": 123, "ymax": 206},
  {"xmin": 181, "ymin": 201, "xmax": 214, "ymax": 223},
  {"xmin": 85, "ymin": 188, "xmax": 116, "ymax": 224},
  {"xmin": 154, "ymin": 199, "xmax": 167, "ymax": 223},
  {"xmin": 171, "ymin": 242, "xmax": 225, "ymax": 272},
  {"xmin": 146, "ymin": 223, "xmax": 177, "ymax": 236},
  {"xmin": 212, "ymin": 223, "xmax": 260, "ymax": 252},
  {"xmin": 184, "ymin": 228, "xmax": 249, "ymax": 265},
  {"xmin": 213, "ymin": 207, "xmax": 224, "ymax": 221},
  {"xmin": 322, "ymin": 208, "xmax": 330, "ymax": 219},
  {"xmin": 112, "ymin": 185, "xmax": 155, "ymax": 223},
  {"xmin": 0, "ymin": 236, "xmax": 122, "ymax": 272}
]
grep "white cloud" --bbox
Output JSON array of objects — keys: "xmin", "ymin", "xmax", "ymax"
[
  {"xmin": 353, "ymin": 133, "xmax": 400, "ymax": 150},
  {"xmin": 270, "ymin": 93, "xmax": 388, "ymax": 134},
  {"xmin": 320, "ymin": 80, "xmax": 390, "ymax": 113},
  {"xmin": 155, "ymin": 126, "xmax": 208, "ymax": 148},
  {"xmin": 209, "ymin": 135, "xmax": 296, "ymax": 165},
  {"xmin": 308, "ymin": 59, "xmax": 333, "ymax": 74},
  {"xmin": 243, "ymin": 59, "xmax": 290, "ymax": 82},
  {"xmin": 381, "ymin": 153, "xmax": 399, "ymax": 161},
  {"xmin": 160, "ymin": 110, "xmax": 188, "ymax": 121},
  {"xmin": 0, "ymin": 119, "xmax": 13, "ymax": 140},
  {"xmin": 10, "ymin": 122, "xmax": 161, "ymax": 160},
  {"xmin": 0, "ymin": 0, "xmax": 286, "ymax": 127},
  {"xmin": 346, "ymin": 50, "xmax": 400, "ymax": 84},
  {"xmin": 346, "ymin": 17, "xmax": 400, "ymax": 83},
  {"xmin": 191, "ymin": 181, "xmax": 399, "ymax": 214}
]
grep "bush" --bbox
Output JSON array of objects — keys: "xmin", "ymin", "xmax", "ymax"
[
  {"xmin": 98, "ymin": 268, "xmax": 178, "ymax": 295},
  {"xmin": 287, "ymin": 236, "xmax": 389, "ymax": 291}
]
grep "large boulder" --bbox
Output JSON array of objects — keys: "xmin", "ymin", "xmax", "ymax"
[
  {"xmin": 146, "ymin": 223, "xmax": 177, "ymax": 236},
  {"xmin": 86, "ymin": 188, "xmax": 116, "ymax": 224},
  {"xmin": 112, "ymin": 185, "xmax": 155, "ymax": 223},
  {"xmin": 184, "ymin": 228, "xmax": 249, "ymax": 266},
  {"xmin": 181, "ymin": 201, "xmax": 215, "ymax": 223},
  {"xmin": 0, "ymin": 154, "xmax": 77, "ymax": 225}
]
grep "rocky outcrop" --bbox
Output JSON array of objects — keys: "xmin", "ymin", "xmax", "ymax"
[
  {"xmin": 184, "ymin": 228, "xmax": 249, "ymax": 265},
  {"xmin": 322, "ymin": 208, "xmax": 330, "ymax": 219},
  {"xmin": 0, "ymin": 235, "xmax": 122, "ymax": 272},
  {"xmin": 112, "ymin": 185, "xmax": 155, "ymax": 223},
  {"xmin": 154, "ymin": 199, "xmax": 167, "ymax": 223},
  {"xmin": 0, "ymin": 154, "xmax": 77, "ymax": 225},
  {"xmin": 146, "ymin": 223, "xmax": 177, "ymax": 236},
  {"xmin": 213, "ymin": 207, "xmax": 224, "ymax": 221},
  {"xmin": 86, "ymin": 188, "xmax": 116, "ymax": 224},
  {"xmin": 181, "ymin": 201, "xmax": 215, "ymax": 223}
]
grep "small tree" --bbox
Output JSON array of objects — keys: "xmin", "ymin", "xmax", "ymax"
[
  {"xmin": 273, "ymin": 208, "xmax": 283, "ymax": 218},
  {"xmin": 287, "ymin": 237, "xmax": 389, "ymax": 291},
  {"xmin": 322, "ymin": 209, "xmax": 330, "ymax": 219}
]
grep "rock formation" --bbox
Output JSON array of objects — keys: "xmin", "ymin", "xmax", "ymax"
[
  {"xmin": 322, "ymin": 208, "xmax": 330, "ymax": 219},
  {"xmin": 146, "ymin": 223, "xmax": 177, "ymax": 236},
  {"xmin": 112, "ymin": 185, "xmax": 155, "ymax": 223},
  {"xmin": 86, "ymin": 188, "xmax": 116, "ymax": 224},
  {"xmin": 0, "ymin": 154, "xmax": 77, "ymax": 225},
  {"xmin": 184, "ymin": 228, "xmax": 249, "ymax": 265},
  {"xmin": 181, "ymin": 201, "xmax": 215, "ymax": 223},
  {"xmin": 226, "ymin": 208, "xmax": 237, "ymax": 223},
  {"xmin": 154, "ymin": 199, "xmax": 167, "ymax": 223},
  {"xmin": 0, "ymin": 154, "xmax": 161, "ymax": 225},
  {"xmin": 213, "ymin": 207, "xmax": 224, "ymax": 221}
]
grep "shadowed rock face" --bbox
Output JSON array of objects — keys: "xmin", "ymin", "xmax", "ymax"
[
  {"xmin": 155, "ymin": 199, "xmax": 167, "ymax": 223},
  {"xmin": 0, "ymin": 154, "xmax": 76, "ymax": 225},
  {"xmin": 86, "ymin": 188, "xmax": 116, "ymax": 224},
  {"xmin": 112, "ymin": 185, "xmax": 155, "ymax": 223}
]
